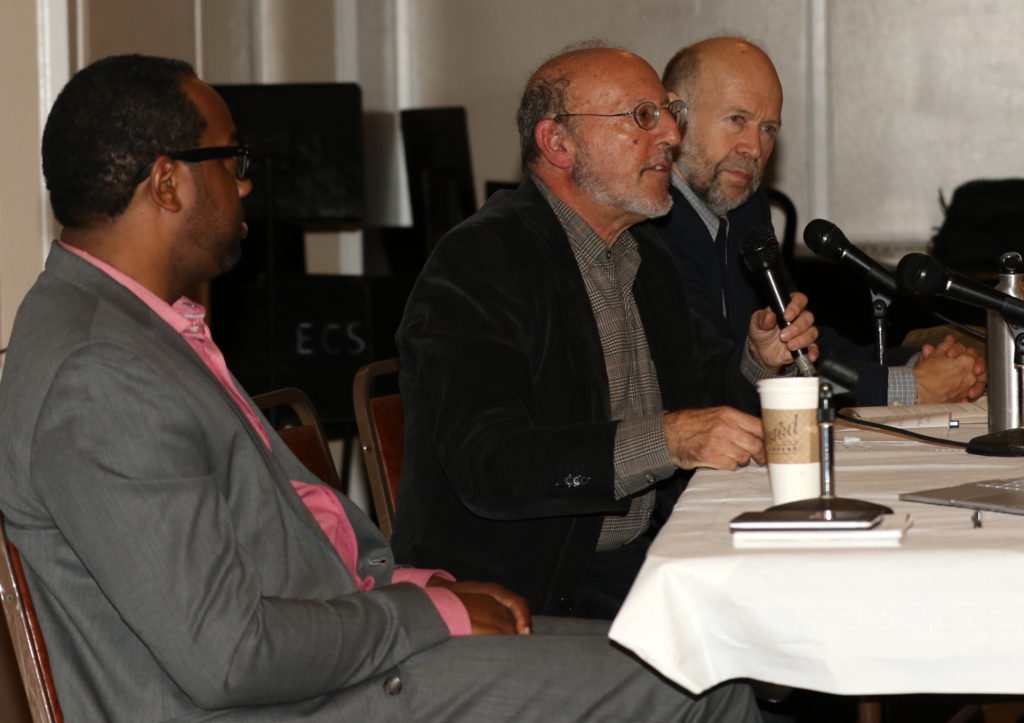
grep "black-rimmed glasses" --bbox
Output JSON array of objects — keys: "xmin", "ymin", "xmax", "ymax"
[
  {"xmin": 135, "ymin": 145, "xmax": 251, "ymax": 184},
  {"xmin": 553, "ymin": 99, "xmax": 687, "ymax": 131}
]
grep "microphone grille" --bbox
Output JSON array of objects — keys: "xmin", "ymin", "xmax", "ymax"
[
  {"xmin": 739, "ymin": 225, "xmax": 779, "ymax": 272},
  {"xmin": 803, "ymin": 218, "xmax": 847, "ymax": 260},
  {"xmin": 897, "ymin": 253, "xmax": 949, "ymax": 296}
]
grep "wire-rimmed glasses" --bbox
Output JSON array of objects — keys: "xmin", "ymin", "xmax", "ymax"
[{"xmin": 553, "ymin": 99, "xmax": 687, "ymax": 131}]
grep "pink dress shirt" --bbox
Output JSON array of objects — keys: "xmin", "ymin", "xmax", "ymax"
[{"xmin": 60, "ymin": 241, "xmax": 470, "ymax": 635}]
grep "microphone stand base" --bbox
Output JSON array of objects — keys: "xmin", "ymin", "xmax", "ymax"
[
  {"xmin": 768, "ymin": 496, "xmax": 893, "ymax": 516},
  {"xmin": 967, "ymin": 428, "xmax": 1024, "ymax": 457}
]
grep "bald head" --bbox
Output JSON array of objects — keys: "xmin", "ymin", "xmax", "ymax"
[
  {"xmin": 663, "ymin": 37, "xmax": 780, "ymax": 106},
  {"xmin": 515, "ymin": 45, "xmax": 681, "ymax": 242},
  {"xmin": 516, "ymin": 47, "xmax": 660, "ymax": 170},
  {"xmin": 663, "ymin": 37, "xmax": 782, "ymax": 215}
]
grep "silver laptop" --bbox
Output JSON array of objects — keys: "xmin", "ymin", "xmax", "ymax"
[{"xmin": 900, "ymin": 478, "xmax": 1024, "ymax": 516}]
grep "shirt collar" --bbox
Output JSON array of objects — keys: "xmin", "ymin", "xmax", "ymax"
[
  {"xmin": 671, "ymin": 169, "xmax": 723, "ymax": 240},
  {"xmin": 531, "ymin": 176, "xmax": 638, "ymax": 270},
  {"xmin": 57, "ymin": 240, "xmax": 203, "ymax": 336}
]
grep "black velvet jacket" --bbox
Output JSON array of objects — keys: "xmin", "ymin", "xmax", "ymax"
[{"xmin": 393, "ymin": 180, "xmax": 756, "ymax": 616}]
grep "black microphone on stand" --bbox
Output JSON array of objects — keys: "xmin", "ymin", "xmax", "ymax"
[
  {"xmin": 897, "ymin": 253, "xmax": 1024, "ymax": 326},
  {"xmin": 740, "ymin": 225, "xmax": 816, "ymax": 376},
  {"xmin": 805, "ymin": 221, "xmax": 986, "ymax": 344},
  {"xmin": 803, "ymin": 218, "xmax": 896, "ymax": 364},
  {"xmin": 898, "ymin": 252, "xmax": 1024, "ymax": 457},
  {"xmin": 803, "ymin": 219, "xmax": 898, "ymax": 295}
]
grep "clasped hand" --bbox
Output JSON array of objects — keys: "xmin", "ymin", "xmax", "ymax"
[
  {"xmin": 428, "ymin": 577, "xmax": 532, "ymax": 636},
  {"xmin": 915, "ymin": 334, "xmax": 987, "ymax": 403}
]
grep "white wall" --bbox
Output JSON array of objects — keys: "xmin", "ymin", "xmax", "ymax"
[
  {"xmin": 0, "ymin": 2, "xmax": 49, "ymax": 348},
  {"xmin": 830, "ymin": 0, "xmax": 1024, "ymax": 244},
  {"xmin": 404, "ymin": 0, "xmax": 1024, "ymax": 254},
  {"xmin": 403, "ymin": 0, "xmax": 812, "ymax": 222},
  {"xmin": 6, "ymin": 0, "xmax": 1024, "ymax": 347}
]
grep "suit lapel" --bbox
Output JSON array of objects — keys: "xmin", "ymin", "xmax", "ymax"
[
  {"xmin": 49, "ymin": 245, "xmax": 347, "ymax": 563},
  {"xmin": 145, "ymin": 312, "xmax": 351, "ymax": 565},
  {"xmin": 514, "ymin": 181, "xmax": 610, "ymax": 416}
]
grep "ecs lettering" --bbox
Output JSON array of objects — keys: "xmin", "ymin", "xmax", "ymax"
[{"xmin": 295, "ymin": 321, "xmax": 366, "ymax": 356}]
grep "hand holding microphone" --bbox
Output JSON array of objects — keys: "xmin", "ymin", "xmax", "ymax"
[{"xmin": 740, "ymin": 225, "xmax": 819, "ymax": 375}]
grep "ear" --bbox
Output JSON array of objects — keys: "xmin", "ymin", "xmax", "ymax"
[
  {"xmin": 143, "ymin": 156, "xmax": 184, "ymax": 213},
  {"xmin": 534, "ymin": 118, "xmax": 576, "ymax": 170}
]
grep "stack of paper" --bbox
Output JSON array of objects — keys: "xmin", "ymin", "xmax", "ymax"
[
  {"xmin": 843, "ymin": 400, "xmax": 987, "ymax": 429},
  {"xmin": 731, "ymin": 515, "xmax": 912, "ymax": 549}
]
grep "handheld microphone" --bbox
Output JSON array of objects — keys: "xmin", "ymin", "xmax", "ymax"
[
  {"xmin": 897, "ymin": 253, "xmax": 1024, "ymax": 326},
  {"xmin": 740, "ymin": 225, "xmax": 816, "ymax": 376},
  {"xmin": 803, "ymin": 219, "xmax": 898, "ymax": 296},
  {"xmin": 818, "ymin": 356, "xmax": 861, "ymax": 391}
]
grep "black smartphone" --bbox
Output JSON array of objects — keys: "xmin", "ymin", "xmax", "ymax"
[{"xmin": 729, "ymin": 508, "xmax": 883, "ymax": 531}]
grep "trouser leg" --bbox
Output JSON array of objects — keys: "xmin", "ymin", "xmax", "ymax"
[{"xmin": 393, "ymin": 616, "xmax": 761, "ymax": 723}]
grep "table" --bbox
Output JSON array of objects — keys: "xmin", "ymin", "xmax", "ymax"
[{"xmin": 609, "ymin": 419, "xmax": 1024, "ymax": 697}]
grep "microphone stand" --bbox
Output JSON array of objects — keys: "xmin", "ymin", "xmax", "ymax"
[
  {"xmin": 767, "ymin": 383, "xmax": 893, "ymax": 516},
  {"xmin": 869, "ymin": 288, "xmax": 893, "ymax": 366},
  {"xmin": 967, "ymin": 322, "xmax": 1024, "ymax": 456}
]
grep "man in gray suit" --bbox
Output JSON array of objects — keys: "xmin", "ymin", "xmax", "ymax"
[{"xmin": 0, "ymin": 55, "xmax": 760, "ymax": 721}]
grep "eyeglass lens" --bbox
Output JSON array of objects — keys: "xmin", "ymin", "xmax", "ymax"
[
  {"xmin": 235, "ymin": 149, "xmax": 250, "ymax": 180},
  {"xmin": 634, "ymin": 101, "xmax": 686, "ymax": 130}
]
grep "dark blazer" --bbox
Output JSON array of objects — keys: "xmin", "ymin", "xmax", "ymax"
[
  {"xmin": 655, "ymin": 185, "xmax": 769, "ymax": 344},
  {"xmin": 394, "ymin": 180, "xmax": 756, "ymax": 616},
  {"xmin": 654, "ymin": 184, "xmax": 898, "ymax": 406}
]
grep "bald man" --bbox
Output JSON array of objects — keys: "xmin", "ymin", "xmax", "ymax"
[
  {"xmin": 657, "ymin": 37, "xmax": 984, "ymax": 406},
  {"xmin": 0, "ymin": 52, "xmax": 765, "ymax": 722},
  {"xmin": 394, "ymin": 44, "xmax": 817, "ymax": 621}
]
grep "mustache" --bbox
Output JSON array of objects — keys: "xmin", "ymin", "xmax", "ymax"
[
  {"xmin": 644, "ymin": 148, "xmax": 676, "ymax": 170},
  {"xmin": 716, "ymin": 154, "xmax": 759, "ymax": 177}
]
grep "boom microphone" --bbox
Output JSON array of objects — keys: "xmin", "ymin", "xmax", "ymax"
[
  {"xmin": 897, "ymin": 253, "xmax": 1024, "ymax": 326},
  {"xmin": 740, "ymin": 225, "xmax": 816, "ymax": 376},
  {"xmin": 803, "ymin": 219, "xmax": 898, "ymax": 296}
]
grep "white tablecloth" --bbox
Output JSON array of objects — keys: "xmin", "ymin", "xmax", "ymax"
[{"xmin": 609, "ymin": 422, "xmax": 1024, "ymax": 696}]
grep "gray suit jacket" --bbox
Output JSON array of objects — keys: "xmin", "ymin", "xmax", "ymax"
[{"xmin": 0, "ymin": 244, "xmax": 450, "ymax": 721}]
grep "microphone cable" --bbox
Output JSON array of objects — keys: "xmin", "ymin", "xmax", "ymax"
[
  {"xmin": 925, "ymin": 314, "xmax": 986, "ymax": 342},
  {"xmin": 836, "ymin": 411, "xmax": 969, "ymax": 448}
]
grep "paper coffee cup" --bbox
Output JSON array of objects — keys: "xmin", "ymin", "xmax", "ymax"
[{"xmin": 757, "ymin": 377, "xmax": 821, "ymax": 505}]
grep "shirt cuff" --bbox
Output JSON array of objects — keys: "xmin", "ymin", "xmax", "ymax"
[
  {"xmin": 887, "ymin": 365, "xmax": 918, "ymax": 406},
  {"xmin": 391, "ymin": 567, "xmax": 452, "ymax": 587},
  {"xmin": 741, "ymin": 340, "xmax": 787, "ymax": 383},
  {"xmin": 613, "ymin": 415, "xmax": 676, "ymax": 499},
  {"xmin": 422, "ymin": 587, "xmax": 472, "ymax": 636},
  {"xmin": 392, "ymin": 568, "xmax": 472, "ymax": 636}
]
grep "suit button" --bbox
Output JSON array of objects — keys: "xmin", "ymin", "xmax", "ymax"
[{"xmin": 383, "ymin": 675, "xmax": 402, "ymax": 695}]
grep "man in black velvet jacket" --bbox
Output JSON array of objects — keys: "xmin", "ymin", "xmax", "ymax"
[
  {"xmin": 393, "ymin": 46, "xmax": 818, "ymax": 619},
  {"xmin": 656, "ymin": 37, "xmax": 985, "ymax": 406}
]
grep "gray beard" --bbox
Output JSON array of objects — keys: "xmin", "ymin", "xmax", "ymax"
[
  {"xmin": 572, "ymin": 153, "xmax": 674, "ymax": 219},
  {"xmin": 701, "ymin": 181, "xmax": 753, "ymax": 217},
  {"xmin": 677, "ymin": 148, "xmax": 761, "ymax": 216}
]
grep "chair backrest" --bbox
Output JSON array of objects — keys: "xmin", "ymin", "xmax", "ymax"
[
  {"xmin": 252, "ymin": 387, "xmax": 342, "ymax": 490},
  {"xmin": 0, "ymin": 517, "xmax": 63, "ymax": 722},
  {"xmin": 352, "ymin": 358, "xmax": 404, "ymax": 541}
]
